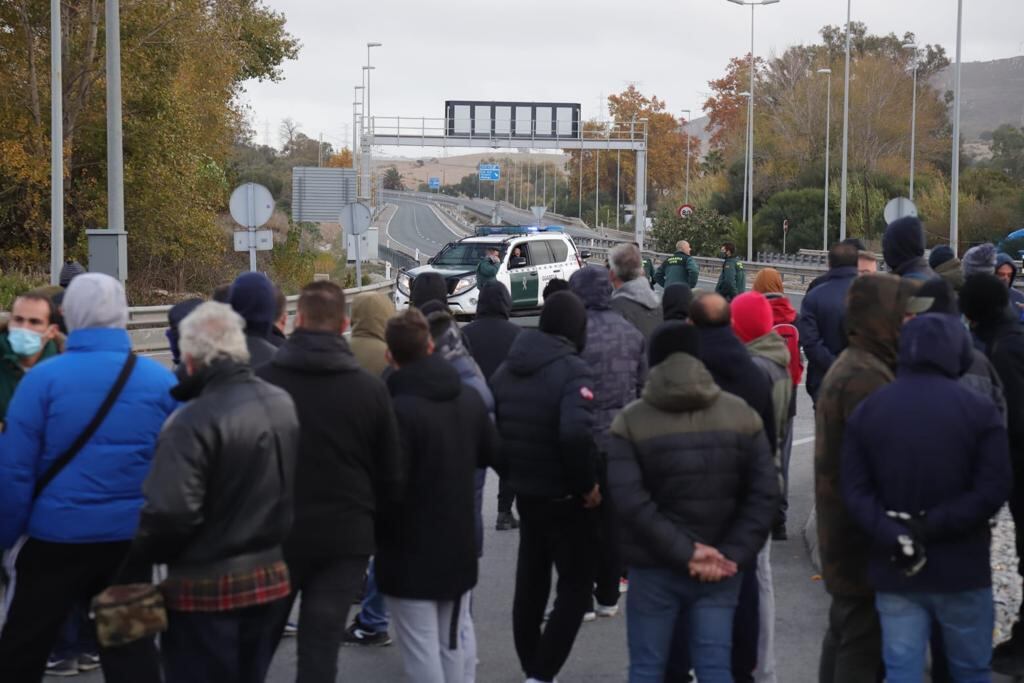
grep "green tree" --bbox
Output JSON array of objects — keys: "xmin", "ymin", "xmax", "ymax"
[
  {"xmin": 991, "ymin": 125, "xmax": 1024, "ymax": 181},
  {"xmin": 650, "ymin": 206, "xmax": 734, "ymax": 257},
  {"xmin": 753, "ymin": 188, "xmax": 838, "ymax": 253},
  {"xmin": 382, "ymin": 166, "xmax": 405, "ymax": 191}
]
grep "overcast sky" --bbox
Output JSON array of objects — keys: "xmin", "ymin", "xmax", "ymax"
[{"xmin": 240, "ymin": 0, "xmax": 1024, "ymax": 154}]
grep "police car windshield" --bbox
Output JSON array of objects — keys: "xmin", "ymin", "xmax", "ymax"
[{"xmin": 432, "ymin": 242, "xmax": 502, "ymax": 267}]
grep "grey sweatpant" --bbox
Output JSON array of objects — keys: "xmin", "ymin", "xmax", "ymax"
[{"xmin": 385, "ymin": 592, "xmax": 474, "ymax": 683}]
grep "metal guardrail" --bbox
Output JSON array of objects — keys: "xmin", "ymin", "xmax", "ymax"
[{"xmin": 129, "ymin": 281, "xmax": 395, "ymax": 353}]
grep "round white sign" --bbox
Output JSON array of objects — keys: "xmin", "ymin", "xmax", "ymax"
[
  {"xmin": 884, "ymin": 197, "xmax": 918, "ymax": 225},
  {"xmin": 229, "ymin": 183, "xmax": 275, "ymax": 229}
]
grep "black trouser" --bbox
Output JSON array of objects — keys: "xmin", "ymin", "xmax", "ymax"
[
  {"xmin": 513, "ymin": 496, "xmax": 599, "ymax": 682},
  {"xmin": 0, "ymin": 538, "xmax": 160, "ymax": 683},
  {"xmin": 163, "ymin": 601, "xmax": 285, "ymax": 683},
  {"xmin": 593, "ymin": 466, "xmax": 622, "ymax": 609},
  {"xmin": 498, "ymin": 475, "xmax": 516, "ymax": 514},
  {"xmin": 818, "ymin": 594, "xmax": 884, "ymax": 683},
  {"xmin": 1010, "ymin": 487, "xmax": 1024, "ymax": 642},
  {"xmin": 664, "ymin": 559, "xmax": 759, "ymax": 682},
  {"xmin": 268, "ymin": 553, "xmax": 369, "ymax": 683}
]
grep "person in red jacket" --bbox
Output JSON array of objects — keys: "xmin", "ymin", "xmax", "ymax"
[{"xmin": 752, "ymin": 267, "xmax": 802, "ymax": 541}]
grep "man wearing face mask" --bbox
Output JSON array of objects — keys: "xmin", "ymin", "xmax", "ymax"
[{"xmin": 0, "ymin": 292, "xmax": 62, "ymax": 426}]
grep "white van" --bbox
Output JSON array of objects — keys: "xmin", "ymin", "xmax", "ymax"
[{"xmin": 394, "ymin": 226, "xmax": 590, "ymax": 316}]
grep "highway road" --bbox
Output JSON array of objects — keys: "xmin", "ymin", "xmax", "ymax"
[{"xmin": 384, "ymin": 198, "xmax": 462, "ymax": 258}]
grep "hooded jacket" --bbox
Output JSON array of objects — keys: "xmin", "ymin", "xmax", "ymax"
[
  {"xmin": 376, "ymin": 354, "xmax": 498, "ymax": 600},
  {"xmin": 996, "ymin": 253, "xmax": 1024, "ymax": 309},
  {"xmin": 491, "ymin": 329, "xmax": 597, "ymax": 499},
  {"xmin": 349, "ymin": 293, "xmax": 395, "ymax": 377},
  {"xmin": 841, "ymin": 314, "xmax": 1011, "ymax": 593},
  {"xmin": 229, "ymin": 273, "xmax": 279, "ymax": 368},
  {"xmin": 883, "ymin": 217, "xmax": 936, "ymax": 282},
  {"xmin": 607, "ymin": 352, "xmax": 779, "ymax": 571},
  {"xmin": 766, "ymin": 294, "xmax": 803, "ymax": 386},
  {"xmin": 0, "ymin": 324, "xmax": 61, "ymax": 423},
  {"xmin": 0, "ymin": 328, "xmax": 178, "ymax": 548},
  {"xmin": 973, "ymin": 307, "xmax": 1024, "ymax": 473},
  {"xmin": 934, "ymin": 257, "xmax": 965, "ymax": 291},
  {"xmin": 746, "ymin": 333, "xmax": 793, "ymax": 461},
  {"xmin": 814, "ymin": 273, "xmax": 916, "ymax": 597},
  {"xmin": 463, "ymin": 283, "xmax": 522, "ymax": 381},
  {"xmin": 133, "ymin": 361, "xmax": 299, "ymax": 579},
  {"xmin": 695, "ymin": 325, "xmax": 777, "ymax": 457},
  {"xmin": 610, "ymin": 277, "xmax": 664, "ymax": 339},
  {"xmin": 798, "ymin": 265, "xmax": 857, "ymax": 401},
  {"xmin": 569, "ymin": 266, "xmax": 648, "ymax": 453},
  {"xmin": 662, "ymin": 283, "xmax": 693, "ymax": 321},
  {"xmin": 257, "ymin": 330, "xmax": 402, "ymax": 560}
]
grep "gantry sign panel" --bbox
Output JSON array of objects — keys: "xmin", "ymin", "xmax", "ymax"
[{"xmin": 444, "ymin": 101, "xmax": 581, "ymax": 140}]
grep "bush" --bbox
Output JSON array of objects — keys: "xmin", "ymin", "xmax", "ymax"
[
  {"xmin": 650, "ymin": 206, "xmax": 734, "ymax": 258},
  {"xmin": 0, "ymin": 271, "xmax": 48, "ymax": 311}
]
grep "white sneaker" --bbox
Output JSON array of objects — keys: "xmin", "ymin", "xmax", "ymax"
[
  {"xmin": 595, "ymin": 603, "xmax": 619, "ymax": 618},
  {"xmin": 582, "ymin": 611, "xmax": 597, "ymax": 622}
]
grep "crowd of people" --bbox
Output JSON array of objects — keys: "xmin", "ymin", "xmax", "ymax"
[{"xmin": 0, "ymin": 212, "xmax": 1022, "ymax": 683}]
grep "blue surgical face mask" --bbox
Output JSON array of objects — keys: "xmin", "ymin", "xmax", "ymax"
[{"xmin": 8, "ymin": 327, "xmax": 44, "ymax": 357}]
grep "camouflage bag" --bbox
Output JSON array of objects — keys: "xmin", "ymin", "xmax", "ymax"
[{"xmin": 91, "ymin": 583, "xmax": 167, "ymax": 648}]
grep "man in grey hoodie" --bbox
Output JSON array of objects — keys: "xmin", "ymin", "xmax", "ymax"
[{"xmin": 608, "ymin": 244, "xmax": 663, "ymax": 339}]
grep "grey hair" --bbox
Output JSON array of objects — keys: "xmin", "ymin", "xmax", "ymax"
[
  {"xmin": 609, "ymin": 243, "xmax": 643, "ymax": 282},
  {"xmin": 179, "ymin": 302, "xmax": 250, "ymax": 368}
]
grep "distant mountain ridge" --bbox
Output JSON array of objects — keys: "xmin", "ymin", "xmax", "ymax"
[{"xmin": 931, "ymin": 55, "xmax": 1024, "ymax": 140}]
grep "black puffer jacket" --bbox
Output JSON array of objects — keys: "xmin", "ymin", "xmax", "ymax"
[
  {"xmin": 607, "ymin": 352, "xmax": 779, "ymax": 571},
  {"xmin": 257, "ymin": 330, "xmax": 402, "ymax": 560},
  {"xmin": 376, "ymin": 354, "xmax": 498, "ymax": 600},
  {"xmin": 463, "ymin": 283, "xmax": 522, "ymax": 381},
  {"xmin": 135, "ymin": 362, "xmax": 300, "ymax": 578},
  {"xmin": 491, "ymin": 329, "xmax": 598, "ymax": 499}
]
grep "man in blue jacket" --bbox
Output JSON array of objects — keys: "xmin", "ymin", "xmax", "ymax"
[
  {"xmin": 841, "ymin": 313, "xmax": 1011, "ymax": 682},
  {"xmin": 0, "ymin": 273, "xmax": 178, "ymax": 682},
  {"xmin": 798, "ymin": 242, "xmax": 859, "ymax": 403}
]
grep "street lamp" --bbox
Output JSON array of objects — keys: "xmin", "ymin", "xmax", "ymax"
[
  {"xmin": 366, "ymin": 42, "xmax": 382, "ymax": 130},
  {"xmin": 681, "ymin": 109, "xmax": 692, "ymax": 205},
  {"xmin": 839, "ymin": 0, "xmax": 852, "ymax": 241},
  {"xmin": 903, "ymin": 43, "xmax": 918, "ymax": 201},
  {"xmin": 951, "ymin": 0, "xmax": 964, "ymax": 254},
  {"xmin": 738, "ymin": 91, "xmax": 752, "ymax": 248},
  {"xmin": 726, "ymin": 0, "xmax": 780, "ymax": 261},
  {"xmin": 352, "ymin": 85, "xmax": 363, "ymax": 169},
  {"xmin": 817, "ymin": 68, "xmax": 832, "ymax": 250},
  {"xmin": 50, "ymin": 0, "xmax": 63, "ymax": 283}
]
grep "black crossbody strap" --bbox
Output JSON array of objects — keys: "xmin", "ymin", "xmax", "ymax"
[{"xmin": 33, "ymin": 353, "xmax": 138, "ymax": 500}]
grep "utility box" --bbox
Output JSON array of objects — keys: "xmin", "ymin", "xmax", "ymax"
[{"xmin": 87, "ymin": 229, "xmax": 128, "ymax": 284}]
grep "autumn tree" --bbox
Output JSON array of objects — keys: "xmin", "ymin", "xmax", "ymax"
[
  {"xmin": 0, "ymin": 0, "xmax": 299, "ymax": 294},
  {"xmin": 382, "ymin": 166, "xmax": 405, "ymax": 191}
]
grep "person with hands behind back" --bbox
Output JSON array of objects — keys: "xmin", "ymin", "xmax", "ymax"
[{"xmin": 607, "ymin": 322, "xmax": 780, "ymax": 683}]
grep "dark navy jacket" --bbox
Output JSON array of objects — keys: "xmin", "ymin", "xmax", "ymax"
[
  {"xmin": 798, "ymin": 266, "xmax": 857, "ymax": 401},
  {"xmin": 569, "ymin": 266, "xmax": 647, "ymax": 453},
  {"xmin": 841, "ymin": 314, "xmax": 1011, "ymax": 593}
]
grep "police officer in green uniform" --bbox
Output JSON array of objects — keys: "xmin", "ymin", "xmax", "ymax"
[
  {"xmin": 715, "ymin": 241, "xmax": 745, "ymax": 301},
  {"xmin": 476, "ymin": 247, "xmax": 501, "ymax": 290},
  {"xmin": 654, "ymin": 240, "xmax": 700, "ymax": 289}
]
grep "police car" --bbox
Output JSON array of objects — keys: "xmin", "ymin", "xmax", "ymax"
[{"xmin": 394, "ymin": 226, "xmax": 590, "ymax": 316}]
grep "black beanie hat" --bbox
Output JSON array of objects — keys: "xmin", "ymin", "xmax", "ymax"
[
  {"xmin": 229, "ymin": 272, "xmax": 277, "ymax": 336},
  {"xmin": 649, "ymin": 321, "xmax": 702, "ymax": 367},
  {"xmin": 662, "ymin": 283, "xmax": 693, "ymax": 321},
  {"xmin": 539, "ymin": 291, "xmax": 587, "ymax": 351},
  {"xmin": 961, "ymin": 274, "xmax": 1010, "ymax": 325},
  {"xmin": 410, "ymin": 272, "xmax": 449, "ymax": 309},
  {"xmin": 928, "ymin": 245, "xmax": 956, "ymax": 270}
]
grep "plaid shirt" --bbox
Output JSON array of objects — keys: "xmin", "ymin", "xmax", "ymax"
[{"xmin": 162, "ymin": 561, "xmax": 290, "ymax": 612}]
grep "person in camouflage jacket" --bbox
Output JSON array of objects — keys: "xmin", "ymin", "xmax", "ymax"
[{"xmin": 814, "ymin": 273, "xmax": 916, "ymax": 683}]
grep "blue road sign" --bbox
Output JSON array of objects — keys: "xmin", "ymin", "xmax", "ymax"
[
  {"xmin": 479, "ymin": 164, "xmax": 501, "ymax": 181},
  {"xmin": 428, "ymin": 177, "xmax": 441, "ymax": 189}
]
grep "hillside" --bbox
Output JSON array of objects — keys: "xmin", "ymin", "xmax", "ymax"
[{"xmin": 932, "ymin": 56, "xmax": 1024, "ymax": 140}]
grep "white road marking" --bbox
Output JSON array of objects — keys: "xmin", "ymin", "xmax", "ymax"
[{"xmin": 793, "ymin": 436, "xmax": 815, "ymax": 446}]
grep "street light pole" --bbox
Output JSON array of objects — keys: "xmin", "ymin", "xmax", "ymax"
[
  {"xmin": 839, "ymin": 0, "xmax": 852, "ymax": 241},
  {"xmin": 738, "ymin": 91, "xmax": 752, "ymax": 251},
  {"xmin": 682, "ymin": 109, "xmax": 692, "ymax": 205},
  {"xmin": 50, "ymin": 0, "xmax": 63, "ymax": 284},
  {"xmin": 818, "ymin": 68, "xmax": 832, "ymax": 250},
  {"xmin": 904, "ymin": 43, "xmax": 918, "ymax": 201},
  {"xmin": 950, "ymin": 0, "xmax": 963, "ymax": 254},
  {"xmin": 360, "ymin": 66, "xmax": 374, "ymax": 207},
  {"xmin": 727, "ymin": 0, "xmax": 779, "ymax": 261},
  {"xmin": 366, "ymin": 42, "xmax": 381, "ymax": 129},
  {"xmin": 352, "ymin": 86, "xmax": 363, "ymax": 169},
  {"xmin": 106, "ymin": 0, "xmax": 126, "ymax": 277}
]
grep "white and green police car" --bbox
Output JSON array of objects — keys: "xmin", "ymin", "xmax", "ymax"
[{"xmin": 394, "ymin": 226, "xmax": 590, "ymax": 316}]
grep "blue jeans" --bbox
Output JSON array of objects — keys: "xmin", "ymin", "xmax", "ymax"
[
  {"xmin": 626, "ymin": 566, "xmax": 741, "ymax": 683},
  {"xmin": 356, "ymin": 558, "xmax": 390, "ymax": 633},
  {"xmin": 876, "ymin": 589, "xmax": 993, "ymax": 683}
]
